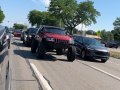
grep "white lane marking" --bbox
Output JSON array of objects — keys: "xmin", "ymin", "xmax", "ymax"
[
  {"xmin": 30, "ymin": 63, "xmax": 52, "ymax": 90},
  {"xmin": 78, "ymin": 61, "xmax": 120, "ymax": 81}
]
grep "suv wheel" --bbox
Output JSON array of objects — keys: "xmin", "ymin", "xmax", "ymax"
[
  {"xmin": 101, "ymin": 59, "xmax": 107, "ymax": 63},
  {"xmin": 56, "ymin": 49, "xmax": 64, "ymax": 55},
  {"xmin": 31, "ymin": 39, "xmax": 38, "ymax": 53},
  {"xmin": 23, "ymin": 40, "xmax": 25, "ymax": 44},
  {"xmin": 36, "ymin": 42, "xmax": 45, "ymax": 58},
  {"xmin": 67, "ymin": 46, "xmax": 76, "ymax": 62},
  {"xmin": 25, "ymin": 41, "xmax": 29, "ymax": 47},
  {"xmin": 81, "ymin": 50, "xmax": 86, "ymax": 59},
  {"xmin": 8, "ymin": 40, "xmax": 10, "ymax": 49}
]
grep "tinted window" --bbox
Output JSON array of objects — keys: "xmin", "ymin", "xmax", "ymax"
[
  {"xmin": 14, "ymin": 30, "xmax": 22, "ymax": 33},
  {"xmin": 83, "ymin": 37, "xmax": 102, "ymax": 46},
  {"xmin": 74, "ymin": 36, "xmax": 83, "ymax": 43},
  {"xmin": 5, "ymin": 27, "xmax": 9, "ymax": 34},
  {"xmin": 29, "ymin": 28, "xmax": 38, "ymax": 34},
  {"xmin": 45, "ymin": 28, "xmax": 66, "ymax": 35}
]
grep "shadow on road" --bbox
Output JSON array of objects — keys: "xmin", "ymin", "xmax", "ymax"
[
  {"xmin": 13, "ymin": 41, "xmax": 76, "ymax": 62},
  {"xmin": 13, "ymin": 49, "xmax": 61, "ymax": 62}
]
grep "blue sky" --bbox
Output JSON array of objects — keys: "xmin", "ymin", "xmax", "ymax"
[{"xmin": 0, "ymin": 0, "xmax": 120, "ymax": 31}]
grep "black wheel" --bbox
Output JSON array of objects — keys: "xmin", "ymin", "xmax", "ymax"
[
  {"xmin": 67, "ymin": 46, "xmax": 76, "ymax": 62},
  {"xmin": 56, "ymin": 49, "xmax": 64, "ymax": 55},
  {"xmin": 8, "ymin": 40, "xmax": 10, "ymax": 49},
  {"xmin": 8, "ymin": 43, "xmax": 10, "ymax": 49},
  {"xmin": 81, "ymin": 50, "xmax": 86, "ymax": 59},
  {"xmin": 101, "ymin": 59, "xmax": 107, "ymax": 63},
  {"xmin": 36, "ymin": 42, "xmax": 45, "ymax": 59},
  {"xmin": 23, "ymin": 39, "xmax": 25, "ymax": 44},
  {"xmin": 31, "ymin": 39, "xmax": 38, "ymax": 53},
  {"xmin": 25, "ymin": 41, "xmax": 29, "ymax": 47}
]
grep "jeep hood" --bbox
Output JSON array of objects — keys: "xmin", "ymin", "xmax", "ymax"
[{"xmin": 45, "ymin": 33, "xmax": 71, "ymax": 40}]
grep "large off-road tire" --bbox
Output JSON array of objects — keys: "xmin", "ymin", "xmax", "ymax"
[
  {"xmin": 67, "ymin": 46, "xmax": 76, "ymax": 62},
  {"xmin": 56, "ymin": 49, "xmax": 64, "ymax": 55},
  {"xmin": 23, "ymin": 40, "xmax": 25, "ymax": 44},
  {"xmin": 36, "ymin": 42, "xmax": 45, "ymax": 59},
  {"xmin": 31, "ymin": 39, "xmax": 38, "ymax": 53},
  {"xmin": 101, "ymin": 58, "xmax": 108, "ymax": 63},
  {"xmin": 8, "ymin": 41, "xmax": 10, "ymax": 49},
  {"xmin": 25, "ymin": 41, "xmax": 29, "ymax": 47}
]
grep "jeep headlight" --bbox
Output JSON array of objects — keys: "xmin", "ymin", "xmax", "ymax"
[
  {"xmin": 69, "ymin": 39, "xmax": 74, "ymax": 44},
  {"xmin": 46, "ymin": 37, "xmax": 54, "ymax": 42},
  {"xmin": 29, "ymin": 35, "xmax": 32, "ymax": 38},
  {"xmin": 25, "ymin": 35, "xmax": 27, "ymax": 37}
]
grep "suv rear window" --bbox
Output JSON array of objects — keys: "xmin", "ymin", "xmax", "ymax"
[{"xmin": 29, "ymin": 28, "xmax": 38, "ymax": 34}]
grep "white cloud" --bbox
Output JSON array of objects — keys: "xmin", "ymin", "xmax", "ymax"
[
  {"xmin": 42, "ymin": 0, "xmax": 50, "ymax": 7},
  {"xmin": 31, "ymin": 0, "xmax": 50, "ymax": 7},
  {"xmin": 75, "ymin": 24, "xmax": 88, "ymax": 31}
]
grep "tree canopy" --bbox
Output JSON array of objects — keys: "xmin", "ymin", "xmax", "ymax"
[
  {"xmin": 0, "ymin": 7, "xmax": 5, "ymax": 23},
  {"xmin": 49, "ymin": 0, "xmax": 100, "ymax": 34},
  {"xmin": 112, "ymin": 17, "xmax": 120, "ymax": 42},
  {"xmin": 100, "ymin": 30, "xmax": 114, "ymax": 42},
  {"xmin": 13, "ymin": 23, "xmax": 27, "ymax": 29},
  {"xmin": 28, "ymin": 10, "xmax": 60, "ymax": 27}
]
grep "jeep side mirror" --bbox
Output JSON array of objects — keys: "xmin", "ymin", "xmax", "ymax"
[{"xmin": 65, "ymin": 31, "xmax": 70, "ymax": 35}]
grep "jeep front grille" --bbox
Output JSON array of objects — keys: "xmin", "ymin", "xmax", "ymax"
[{"xmin": 54, "ymin": 39, "xmax": 69, "ymax": 44}]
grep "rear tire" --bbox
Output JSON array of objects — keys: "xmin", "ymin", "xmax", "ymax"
[
  {"xmin": 36, "ymin": 42, "xmax": 45, "ymax": 59},
  {"xmin": 25, "ymin": 41, "xmax": 29, "ymax": 47},
  {"xmin": 31, "ymin": 39, "xmax": 38, "ymax": 53},
  {"xmin": 8, "ymin": 40, "xmax": 10, "ymax": 49},
  {"xmin": 23, "ymin": 40, "xmax": 25, "ymax": 44},
  {"xmin": 67, "ymin": 46, "xmax": 76, "ymax": 62}
]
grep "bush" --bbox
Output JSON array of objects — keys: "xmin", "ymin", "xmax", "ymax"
[{"xmin": 110, "ymin": 51, "xmax": 120, "ymax": 59}]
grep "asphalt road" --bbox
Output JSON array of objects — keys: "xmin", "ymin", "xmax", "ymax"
[{"xmin": 9, "ymin": 37, "xmax": 120, "ymax": 90}]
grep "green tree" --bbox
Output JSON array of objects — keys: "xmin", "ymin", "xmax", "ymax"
[
  {"xmin": 100, "ymin": 30, "xmax": 114, "ymax": 42},
  {"xmin": 28, "ymin": 10, "xmax": 43, "ymax": 27},
  {"xmin": 49, "ymin": 0, "xmax": 100, "ymax": 34},
  {"xmin": 0, "ymin": 7, "xmax": 5, "ymax": 23},
  {"xmin": 28, "ymin": 10, "xmax": 59, "ymax": 27},
  {"xmin": 13, "ymin": 23, "xmax": 27, "ymax": 29},
  {"xmin": 86, "ymin": 30, "xmax": 96, "ymax": 35},
  {"xmin": 96, "ymin": 30, "xmax": 101, "ymax": 36},
  {"xmin": 112, "ymin": 17, "xmax": 120, "ymax": 42},
  {"xmin": 100, "ymin": 30, "xmax": 108, "ymax": 42}
]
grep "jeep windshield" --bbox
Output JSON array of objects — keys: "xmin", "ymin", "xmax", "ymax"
[
  {"xmin": 83, "ymin": 37, "xmax": 102, "ymax": 46},
  {"xmin": 45, "ymin": 28, "xmax": 66, "ymax": 35}
]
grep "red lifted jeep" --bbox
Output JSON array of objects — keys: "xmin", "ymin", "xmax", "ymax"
[{"xmin": 31, "ymin": 26, "xmax": 76, "ymax": 61}]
